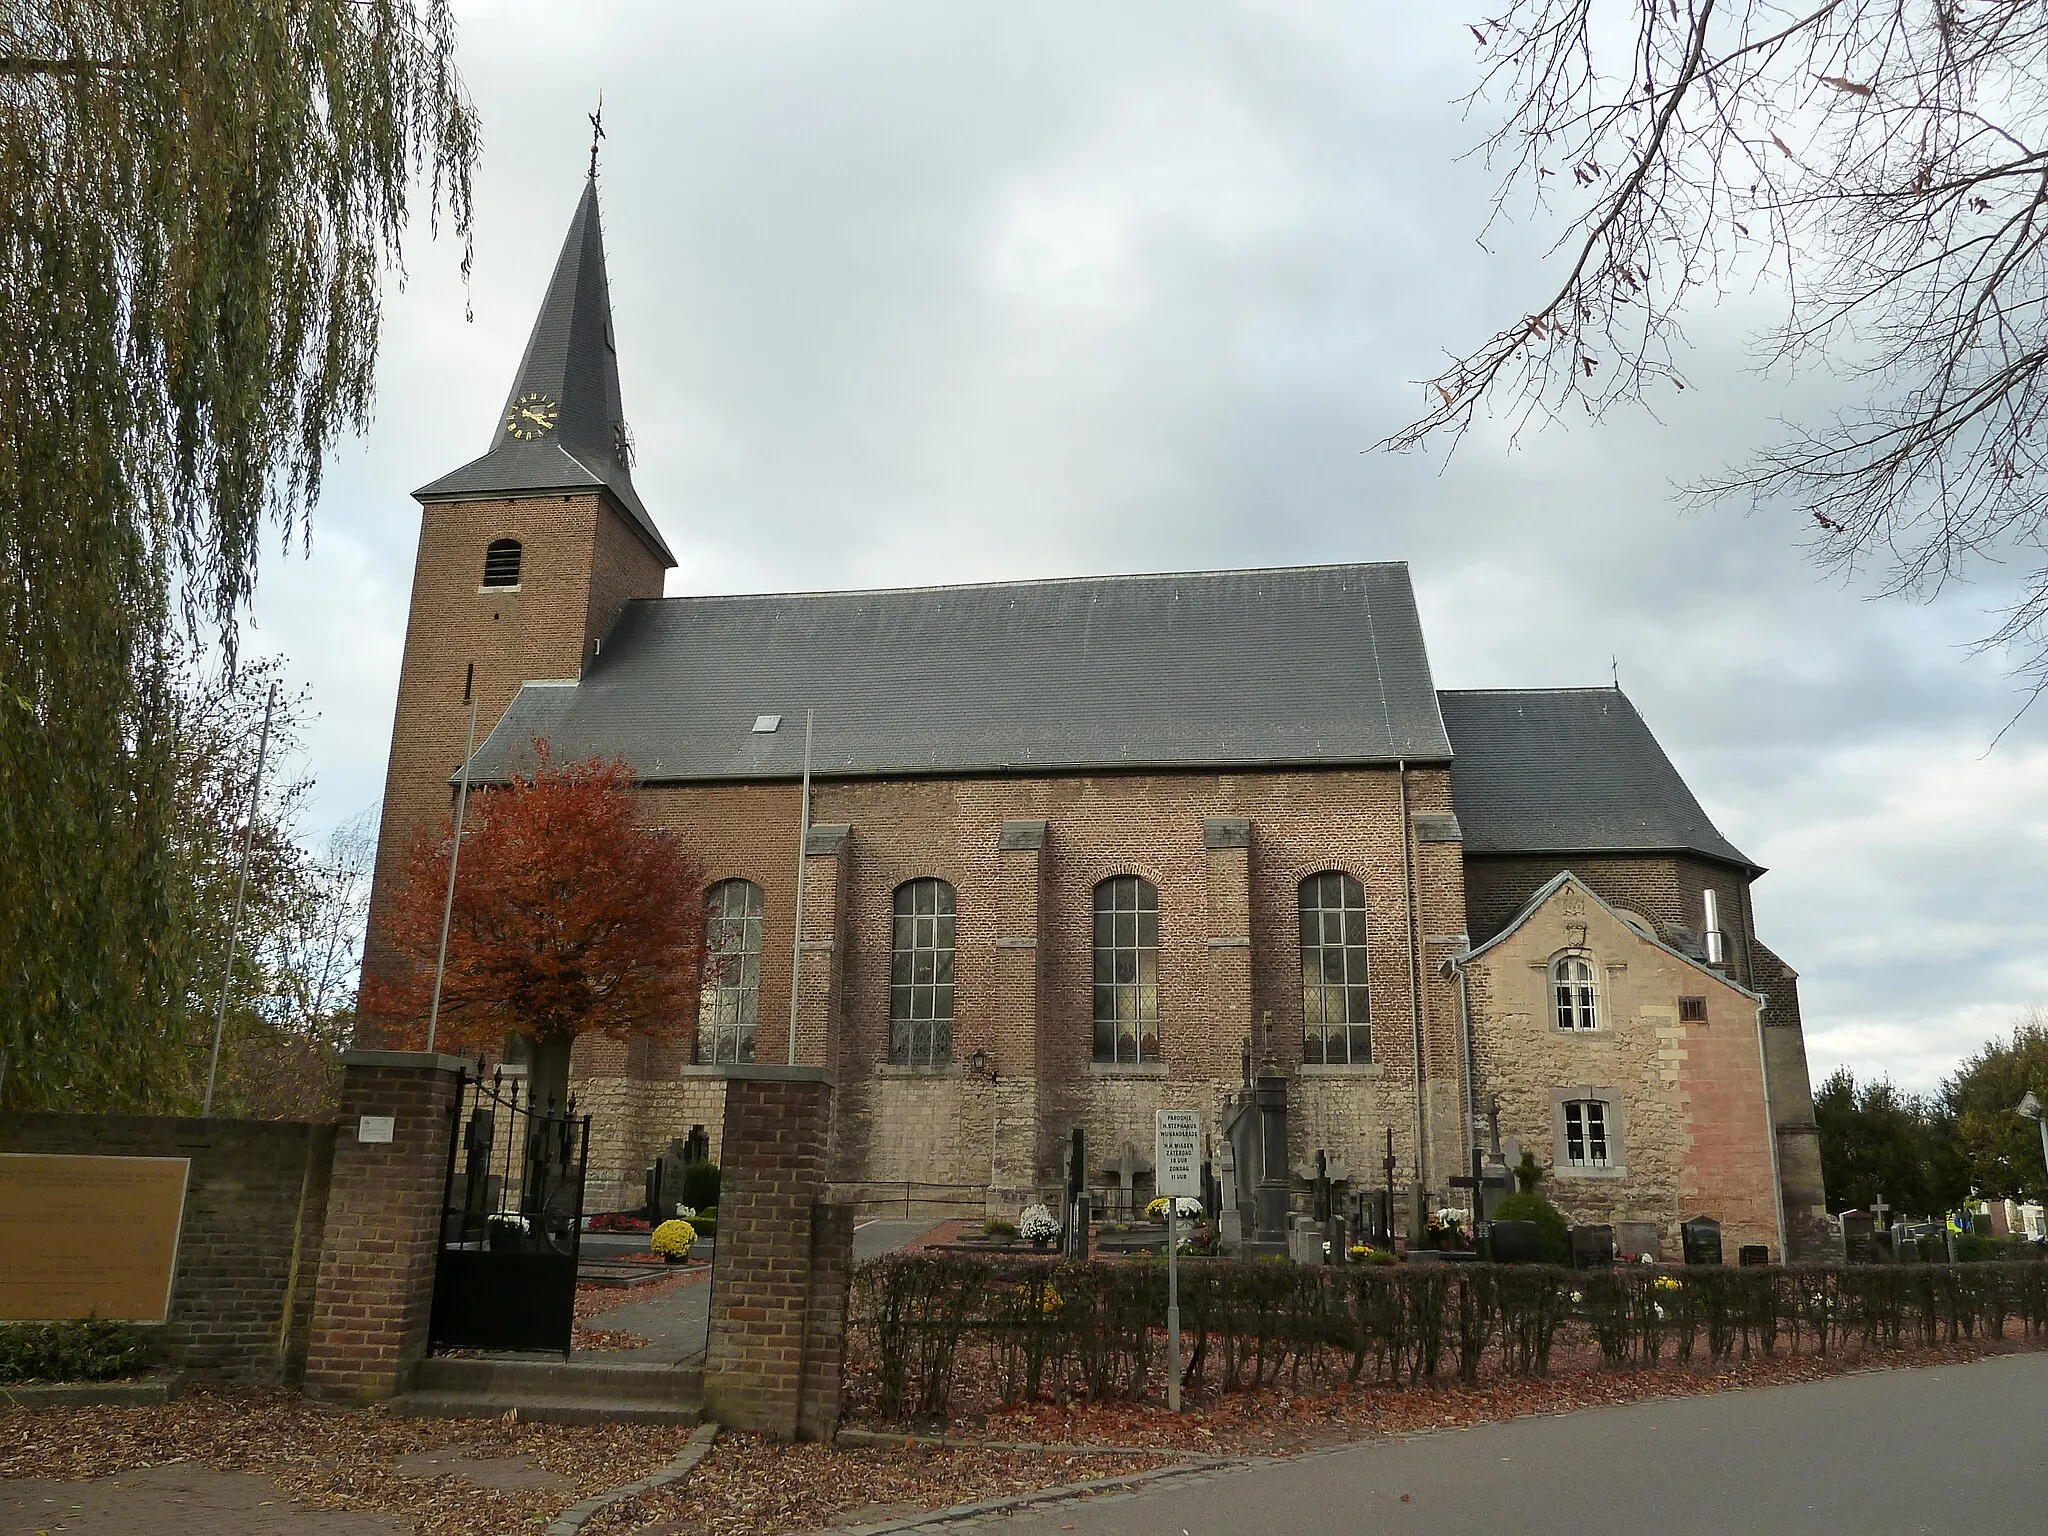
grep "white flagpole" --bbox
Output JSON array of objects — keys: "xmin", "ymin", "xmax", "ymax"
[
  {"xmin": 203, "ymin": 682, "xmax": 276, "ymax": 1116},
  {"xmin": 787, "ymin": 709, "xmax": 813, "ymax": 1065},
  {"xmin": 427, "ymin": 692, "xmax": 481, "ymax": 1055}
]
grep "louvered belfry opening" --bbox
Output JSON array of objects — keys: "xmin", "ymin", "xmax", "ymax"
[{"xmin": 482, "ymin": 538, "xmax": 522, "ymax": 588}]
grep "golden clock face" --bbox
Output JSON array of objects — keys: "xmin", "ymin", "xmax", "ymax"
[{"xmin": 504, "ymin": 391, "xmax": 559, "ymax": 440}]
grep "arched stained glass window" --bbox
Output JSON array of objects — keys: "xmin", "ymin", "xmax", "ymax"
[
  {"xmin": 889, "ymin": 879, "xmax": 956, "ymax": 1066},
  {"xmin": 1092, "ymin": 876, "xmax": 1159, "ymax": 1064},
  {"xmin": 698, "ymin": 879, "xmax": 763, "ymax": 1064},
  {"xmin": 1300, "ymin": 872, "xmax": 1370, "ymax": 1064}
]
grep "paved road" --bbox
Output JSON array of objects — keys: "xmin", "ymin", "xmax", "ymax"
[{"xmin": 995, "ymin": 1353, "xmax": 2048, "ymax": 1536}]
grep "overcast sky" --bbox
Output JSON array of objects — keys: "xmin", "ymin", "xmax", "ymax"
[{"xmin": 248, "ymin": 1, "xmax": 2048, "ymax": 1095}]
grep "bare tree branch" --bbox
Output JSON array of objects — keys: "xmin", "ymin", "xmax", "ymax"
[{"xmin": 1386, "ymin": 2, "xmax": 2048, "ymax": 690}]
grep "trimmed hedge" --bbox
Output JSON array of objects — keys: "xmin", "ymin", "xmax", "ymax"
[
  {"xmin": 850, "ymin": 1253, "xmax": 2048, "ymax": 1422},
  {"xmin": 0, "ymin": 1320, "xmax": 154, "ymax": 1383}
]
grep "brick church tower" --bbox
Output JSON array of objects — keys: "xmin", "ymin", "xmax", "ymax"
[{"xmin": 359, "ymin": 174, "xmax": 675, "ymax": 1043}]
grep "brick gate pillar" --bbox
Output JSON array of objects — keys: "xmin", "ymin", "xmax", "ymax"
[
  {"xmin": 302, "ymin": 1049, "xmax": 466, "ymax": 1401},
  {"xmin": 704, "ymin": 1066, "xmax": 856, "ymax": 1441}
]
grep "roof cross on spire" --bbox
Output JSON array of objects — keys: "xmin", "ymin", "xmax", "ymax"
[{"xmin": 588, "ymin": 94, "xmax": 605, "ymax": 179}]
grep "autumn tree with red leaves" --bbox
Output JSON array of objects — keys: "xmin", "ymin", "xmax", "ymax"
[{"xmin": 362, "ymin": 745, "xmax": 704, "ymax": 1106}]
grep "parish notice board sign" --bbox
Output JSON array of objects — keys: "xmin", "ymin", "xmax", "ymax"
[
  {"xmin": 0, "ymin": 1154, "xmax": 190, "ymax": 1322},
  {"xmin": 1154, "ymin": 1110, "xmax": 1201, "ymax": 1200}
]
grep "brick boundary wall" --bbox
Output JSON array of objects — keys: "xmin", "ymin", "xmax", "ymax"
[
  {"xmin": 0, "ymin": 1115, "xmax": 336, "ymax": 1383},
  {"xmin": 703, "ymin": 1066, "xmax": 857, "ymax": 1440},
  {"xmin": 301, "ymin": 1050, "xmax": 468, "ymax": 1401}
]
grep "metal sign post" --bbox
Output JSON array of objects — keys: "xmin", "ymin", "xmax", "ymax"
[{"xmin": 1155, "ymin": 1108, "xmax": 1200, "ymax": 1412}]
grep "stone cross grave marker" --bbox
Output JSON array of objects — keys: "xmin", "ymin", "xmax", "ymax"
[{"xmin": 1105, "ymin": 1142, "xmax": 1152, "ymax": 1219}]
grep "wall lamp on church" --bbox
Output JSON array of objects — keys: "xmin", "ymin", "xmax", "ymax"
[{"xmin": 965, "ymin": 1048, "xmax": 999, "ymax": 1085}]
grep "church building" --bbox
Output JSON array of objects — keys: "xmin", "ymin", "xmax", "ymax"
[{"xmin": 364, "ymin": 176, "xmax": 1831, "ymax": 1260}]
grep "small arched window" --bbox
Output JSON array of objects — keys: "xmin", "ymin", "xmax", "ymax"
[
  {"xmin": 1092, "ymin": 876, "xmax": 1159, "ymax": 1063},
  {"xmin": 889, "ymin": 879, "xmax": 956, "ymax": 1066},
  {"xmin": 698, "ymin": 879, "xmax": 763, "ymax": 1064},
  {"xmin": 1300, "ymin": 872, "xmax": 1370, "ymax": 1064},
  {"xmin": 482, "ymin": 538, "xmax": 523, "ymax": 588},
  {"xmin": 1553, "ymin": 953, "xmax": 1600, "ymax": 1032}
]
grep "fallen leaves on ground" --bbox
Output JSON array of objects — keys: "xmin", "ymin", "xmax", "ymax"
[
  {"xmin": 859, "ymin": 1332, "xmax": 2048, "ymax": 1456},
  {"xmin": 0, "ymin": 1391, "xmax": 693, "ymax": 1536},
  {"xmin": 571, "ymin": 1327, "xmax": 652, "ymax": 1352},
  {"xmin": 580, "ymin": 1433, "xmax": 1170, "ymax": 1536}
]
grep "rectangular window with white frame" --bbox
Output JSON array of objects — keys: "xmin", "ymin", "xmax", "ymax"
[
  {"xmin": 1550, "ymin": 1087, "xmax": 1626, "ymax": 1178},
  {"xmin": 1564, "ymin": 1100, "xmax": 1609, "ymax": 1167}
]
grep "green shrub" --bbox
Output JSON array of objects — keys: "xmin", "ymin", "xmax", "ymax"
[
  {"xmin": 0, "ymin": 1320, "xmax": 154, "ymax": 1383},
  {"xmin": 690, "ymin": 1213, "xmax": 716, "ymax": 1239},
  {"xmin": 681, "ymin": 1161, "xmax": 720, "ymax": 1212},
  {"xmin": 1490, "ymin": 1194, "xmax": 1570, "ymax": 1265},
  {"xmin": 983, "ymin": 1219, "xmax": 1019, "ymax": 1238}
]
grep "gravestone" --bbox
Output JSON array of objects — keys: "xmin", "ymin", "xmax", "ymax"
[
  {"xmin": 1570, "ymin": 1224, "xmax": 1616, "ymax": 1269},
  {"xmin": 1488, "ymin": 1219, "xmax": 1541, "ymax": 1264},
  {"xmin": 1216, "ymin": 1142, "xmax": 1242, "ymax": 1246},
  {"xmin": 1063, "ymin": 1128, "xmax": 1090, "ymax": 1261},
  {"xmin": 1681, "ymin": 1215, "xmax": 1724, "ymax": 1266},
  {"xmin": 1738, "ymin": 1244, "xmax": 1771, "ymax": 1266},
  {"xmin": 1102, "ymin": 1142, "xmax": 1153, "ymax": 1221},
  {"xmin": 683, "ymin": 1124, "xmax": 710, "ymax": 1166},
  {"xmin": 1840, "ymin": 1210, "xmax": 1877, "ymax": 1264},
  {"xmin": 1616, "ymin": 1220, "xmax": 1662, "ymax": 1262},
  {"xmin": 647, "ymin": 1138, "xmax": 695, "ymax": 1219}
]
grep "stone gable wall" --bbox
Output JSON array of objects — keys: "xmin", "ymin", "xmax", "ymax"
[
  {"xmin": 1464, "ymin": 853, "xmax": 1756, "ymax": 990},
  {"xmin": 1467, "ymin": 880, "xmax": 1783, "ymax": 1258}
]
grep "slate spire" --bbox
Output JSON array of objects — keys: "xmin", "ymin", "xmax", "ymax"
[{"xmin": 415, "ymin": 175, "xmax": 673, "ymax": 565}]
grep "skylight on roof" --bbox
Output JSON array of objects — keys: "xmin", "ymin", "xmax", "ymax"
[{"xmin": 752, "ymin": 715, "xmax": 782, "ymax": 733}]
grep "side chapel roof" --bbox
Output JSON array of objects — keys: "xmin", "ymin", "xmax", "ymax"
[{"xmin": 1439, "ymin": 687, "xmax": 1757, "ymax": 872}]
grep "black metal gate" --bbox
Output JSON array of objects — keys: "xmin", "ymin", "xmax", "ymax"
[{"xmin": 429, "ymin": 1065, "xmax": 591, "ymax": 1355}]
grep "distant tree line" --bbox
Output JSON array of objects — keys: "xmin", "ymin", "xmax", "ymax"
[{"xmin": 1817, "ymin": 1014, "xmax": 2048, "ymax": 1218}]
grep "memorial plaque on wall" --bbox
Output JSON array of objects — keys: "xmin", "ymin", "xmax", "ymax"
[{"xmin": 0, "ymin": 1154, "xmax": 190, "ymax": 1322}]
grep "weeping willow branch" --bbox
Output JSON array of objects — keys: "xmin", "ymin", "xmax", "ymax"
[{"xmin": 0, "ymin": 0, "xmax": 477, "ymax": 1111}]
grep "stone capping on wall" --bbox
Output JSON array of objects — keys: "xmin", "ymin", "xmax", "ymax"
[
  {"xmin": 1202, "ymin": 817, "xmax": 1252, "ymax": 849},
  {"xmin": 341, "ymin": 1048, "xmax": 474, "ymax": 1075},
  {"xmin": 804, "ymin": 824, "xmax": 851, "ymax": 857},
  {"xmin": 999, "ymin": 819, "xmax": 1048, "ymax": 850},
  {"xmin": 1413, "ymin": 813, "xmax": 1463, "ymax": 843},
  {"xmin": 722, "ymin": 1064, "xmax": 836, "ymax": 1086}
]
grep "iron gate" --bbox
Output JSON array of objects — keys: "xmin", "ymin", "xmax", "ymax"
[{"xmin": 429, "ymin": 1065, "xmax": 591, "ymax": 1355}]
